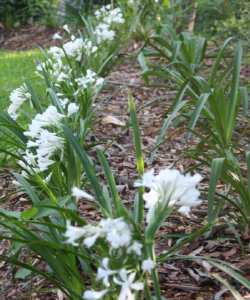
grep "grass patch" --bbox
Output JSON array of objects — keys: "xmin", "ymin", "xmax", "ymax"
[{"xmin": 0, "ymin": 49, "xmax": 45, "ymax": 111}]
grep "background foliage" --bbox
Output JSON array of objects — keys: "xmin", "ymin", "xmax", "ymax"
[{"xmin": 0, "ymin": 0, "xmax": 59, "ymax": 27}]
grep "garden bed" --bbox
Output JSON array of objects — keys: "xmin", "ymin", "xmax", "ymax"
[{"xmin": 0, "ymin": 51, "xmax": 250, "ymax": 299}]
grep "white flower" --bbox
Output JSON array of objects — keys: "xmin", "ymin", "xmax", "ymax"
[
  {"xmin": 94, "ymin": 23, "xmax": 115, "ymax": 44},
  {"xmin": 84, "ymin": 39, "xmax": 98, "ymax": 55},
  {"xmin": 63, "ymin": 24, "xmax": 70, "ymax": 33},
  {"xmin": 82, "ymin": 224, "xmax": 103, "ymax": 248},
  {"xmin": 48, "ymin": 46, "xmax": 64, "ymax": 60},
  {"xmin": 52, "ymin": 33, "xmax": 62, "ymax": 40},
  {"xmin": 59, "ymin": 97, "xmax": 69, "ymax": 109},
  {"xmin": 67, "ymin": 102, "xmax": 79, "ymax": 117},
  {"xmin": 83, "ymin": 289, "xmax": 107, "ymax": 300},
  {"xmin": 18, "ymin": 150, "xmax": 39, "ymax": 175},
  {"xmin": 36, "ymin": 156, "xmax": 55, "ymax": 172},
  {"xmin": 76, "ymin": 69, "xmax": 96, "ymax": 87},
  {"xmin": 142, "ymin": 259, "xmax": 155, "ymax": 272},
  {"xmin": 142, "ymin": 168, "xmax": 202, "ymax": 222},
  {"xmin": 127, "ymin": 241, "xmax": 143, "ymax": 256},
  {"xmin": 103, "ymin": 8, "xmax": 124, "ymax": 25},
  {"xmin": 63, "ymin": 37, "xmax": 84, "ymax": 61},
  {"xmin": 95, "ymin": 5, "xmax": 124, "ymax": 25},
  {"xmin": 8, "ymin": 84, "xmax": 31, "ymax": 120},
  {"xmin": 64, "ymin": 221, "xmax": 87, "ymax": 246},
  {"xmin": 100, "ymin": 218, "xmax": 132, "ymax": 249},
  {"xmin": 114, "ymin": 269, "xmax": 144, "ymax": 300},
  {"xmin": 35, "ymin": 130, "xmax": 64, "ymax": 171},
  {"xmin": 34, "ymin": 130, "xmax": 64, "ymax": 155},
  {"xmin": 24, "ymin": 106, "xmax": 64, "ymax": 139},
  {"xmin": 57, "ymin": 71, "xmax": 69, "ymax": 82},
  {"xmin": 65, "ymin": 218, "xmax": 132, "ymax": 250},
  {"xmin": 134, "ymin": 169, "xmax": 154, "ymax": 188},
  {"xmin": 72, "ymin": 187, "xmax": 94, "ymax": 201},
  {"xmin": 95, "ymin": 77, "xmax": 105, "ymax": 87},
  {"xmin": 75, "ymin": 70, "xmax": 104, "ymax": 92},
  {"xmin": 25, "ymin": 114, "xmax": 64, "ymax": 172},
  {"xmin": 65, "ymin": 222, "xmax": 101, "ymax": 248},
  {"xmin": 97, "ymin": 258, "xmax": 117, "ymax": 287},
  {"xmin": 84, "ymin": 234, "xmax": 100, "ymax": 248}
]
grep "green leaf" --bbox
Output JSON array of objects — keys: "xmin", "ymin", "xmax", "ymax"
[
  {"xmin": 0, "ymin": 112, "xmax": 27, "ymax": 143},
  {"xmin": 63, "ymin": 126, "xmax": 111, "ymax": 216},
  {"xmin": 0, "ymin": 208, "xmax": 21, "ymax": 218},
  {"xmin": 14, "ymin": 174, "xmax": 41, "ymax": 205},
  {"xmin": 170, "ymin": 255, "xmax": 250, "ymax": 292},
  {"xmin": 97, "ymin": 150, "xmax": 124, "ymax": 217},
  {"xmin": 25, "ymin": 81, "xmax": 43, "ymax": 113},
  {"xmin": 151, "ymin": 96, "xmax": 187, "ymax": 161},
  {"xmin": 208, "ymin": 158, "xmax": 225, "ymax": 223},
  {"xmin": 21, "ymin": 207, "xmax": 38, "ymax": 220},
  {"xmin": 187, "ymin": 93, "xmax": 210, "ymax": 137},
  {"xmin": 128, "ymin": 95, "xmax": 144, "ymax": 175},
  {"xmin": 225, "ymin": 42, "xmax": 242, "ymax": 144},
  {"xmin": 209, "ymin": 37, "xmax": 233, "ymax": 86},
  {"xmin": 212, "ymin": 273, "xmax": 244, "ymax": 300},
  {"xmin": 128, "ymin": 95, "xmax": 144, "ymax": 224},
  {"xmin": 240, "ymin": 86, "xmax": 249, "ymax": 116},
  {"xmin": 146, "ymin": 204, "xmax": 173, "ymax": 242},
  {"xmin": 209, "ymin": 260, "xmax": 250, "ymax": 290}
]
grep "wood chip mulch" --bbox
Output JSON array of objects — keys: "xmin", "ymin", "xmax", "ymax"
[{"xmin": 0, "ymin": 37, "xmax": 250, "ymax": 299}]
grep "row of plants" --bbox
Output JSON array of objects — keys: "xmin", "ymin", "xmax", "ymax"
[
  {"xmin": 0, "ymin": 1, "xmax": 250, "ymax": 300},
  {"xmin": 138, "ymin": 15, "xmax": 250, "ymax": 228}
]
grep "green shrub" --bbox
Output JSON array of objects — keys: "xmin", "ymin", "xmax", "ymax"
[
  {"xmin": 0, "ymin": 0, "xmax": 58, "ymax": 28},
  {"xmin": 195, "ymin": 0, "xmax": 250, "ymax": 43}
]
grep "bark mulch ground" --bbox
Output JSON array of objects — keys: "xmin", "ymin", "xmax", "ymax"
[
  {"xmin": 0, "ymin": 32, "xmax": 250, "ymax": 300},
  {"xmin": 0, "ymin": 24, "xmax": 59, "ymax": 50}
]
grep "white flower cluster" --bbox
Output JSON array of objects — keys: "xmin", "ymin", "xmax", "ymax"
[
  {"xmin": 66, "ymin": 217, "xmax": 154, "ymax": 300},
  {"xmin": 75, "ymin": 70, "xmax": 104, "ymax": 92},
  {"xmin": 135, "ymin": 168, "xmax": 202, "ymax": 222},
  {"xmin": 8, "ymin": 4, "xmax": 125, "ymax": 180},
  {"xmin": 84, "ymin": 266, "xmax": 144, "ymax": 300},
  {"xmin": 65, "ymin": 217, "xmax": 132, "ymax": 249},
  {"xmin": 37, "ymin": 57, "xmax": 72, "ymax": 87},
  {"xmin": 8, "ymin": 84, "xmax": 31, "ymax": 120},
  {"xmin": 21, "ymin": 106, "xmax": 64, "ymax": 173},
  {"xmin": 95, "ymin": 5, "xmax": 124, "ymax": 25},
  {"xmin": 94, "ymin": 5, "xmax": 124, "ymax": 44},
  {"xmin": 37, "ymin": 36, "xmax": 104, "ymax": 100},
  {"xmin": 82, "ymin": 256, "xmax": 155, "ymax": 300}
]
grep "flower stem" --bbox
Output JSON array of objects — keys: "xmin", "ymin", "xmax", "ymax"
[
  {"xmin": 144, "ymin": 276, "xmax": 151, "ymax": 300},
  {"xmin": 146, "ymin": 241, "xmax": 162, "ymax": 300}
]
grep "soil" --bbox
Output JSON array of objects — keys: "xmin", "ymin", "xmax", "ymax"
[
  {"xmin": 0, "ymin": 27, "xmax": 250, "ymax": 300},
  {"xmin": 0, "ymin": 24, "xmax": 60, "ymax": 50}
]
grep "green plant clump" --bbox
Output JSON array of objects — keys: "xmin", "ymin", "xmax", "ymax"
[{"xmin": 0, "ymin": 0, "xmax": 59, "ymax": 28}]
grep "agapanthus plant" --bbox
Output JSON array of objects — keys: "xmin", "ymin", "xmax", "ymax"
[
  {"xmin": 1, "ymin": 99, "xmax": 250, "ymax": 300},
  {"xmin": 1, "ymin": 3, "xmax": 128, "ymax": 198},
  {"xmin": 1, "ymin": 3, "xmax": 250, "ymax": 300},
  {"xmin": 63, "ymin": 164, "xmax": 202, "ymax": 299}
]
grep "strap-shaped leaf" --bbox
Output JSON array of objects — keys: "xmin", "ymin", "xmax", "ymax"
[
  {"xmin": 207, "ymin": 158, "xmax": 225, "ymax": 223},
  {"xmin": 128, "ymin": 96, "xmax": 144, "ymax": 224},
  {"xmin": 63, "ymin": 126, "xmax": 112, "ymax": 216}
]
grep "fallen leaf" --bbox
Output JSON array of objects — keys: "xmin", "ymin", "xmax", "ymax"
[{"xmin": 102, "ymin": 115, "xmax": 126, "ymax": 126}]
